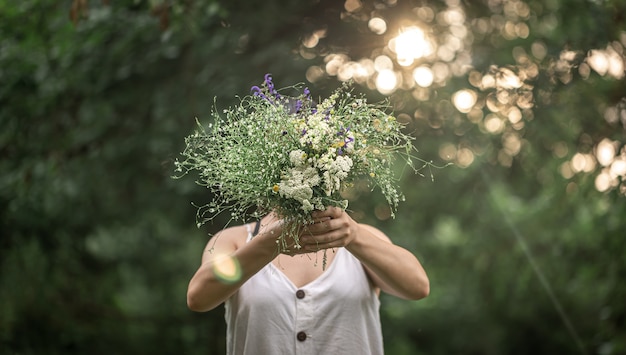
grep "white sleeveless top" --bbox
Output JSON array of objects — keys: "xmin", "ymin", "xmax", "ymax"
[{"xmin": 224, "ymin": 223, "xmax": 384, "ymax": 355}]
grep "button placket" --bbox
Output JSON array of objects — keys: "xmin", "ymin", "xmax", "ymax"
[{"xmin": 295, "ymin": 289, "xmax": 314, "ymax": 352}]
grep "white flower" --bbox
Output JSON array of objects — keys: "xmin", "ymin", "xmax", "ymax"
[
  {"xmin": 299, "ymin": 114, "xmax": 332, "ymax": 152},
  {"xmin": 319, "ymin": 155, "xmax": 353, "ymax": 195},
  {"xmin": 315, "ymin": 151, "xmax": 335, "ymax": 171},
  {"xmin": 301, "ymin": 199, "xmax": 314, "ymax": 213},
  {"xmin": 334, "ymin": 155, "xmax": 353, "ymax": 175},
  {"xmin": 289, "ymin": 150, "xmax": 307, "ymax": 167},
  {"xmin": 322, "ymin": 171, "xmax": 336, "ymax": 196},
  {"xmin": 278, "ymin": 166, "xmax": 321, "ymax": 209},
  {"xmin": 301, "ymin": 166, "xmax": 321, "ymax": 187}
]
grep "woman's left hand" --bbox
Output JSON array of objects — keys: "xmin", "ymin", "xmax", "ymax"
[
  {"xmin": 295, "ymin": 206, "xmax": 430, "ymax": 300},
  {"xmin": 299, "ymin": 207, "xmax": 359, "ymax": 252}
]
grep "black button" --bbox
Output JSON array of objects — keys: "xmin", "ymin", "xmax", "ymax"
[
  {"xmin": 296, "ymin": 331, "xmax": 307, "ymax": 342},
  {"xmin": 296, "ymin": 290, "xmax": 305, "ymax": 299}
]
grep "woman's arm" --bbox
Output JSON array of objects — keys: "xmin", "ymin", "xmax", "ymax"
[
  {"xmin": 348, "ymin": 223, "xmax": 430, "ymax": 300},
  {"xmin": 299, "ymin": 207, "xmax": 430, "ymax": 300},
  {"xmin": 186, "ymin": 218, "xmax": 284, "ymax": 312}
]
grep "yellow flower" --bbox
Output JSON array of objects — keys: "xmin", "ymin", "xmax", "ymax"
[
  {"xmin": 272, "ymin": 185, "xmax": 280, "ymax": 192},
  {"xmin": 369, "ymin": 172, "xmax": 376, "ymax": 177}
]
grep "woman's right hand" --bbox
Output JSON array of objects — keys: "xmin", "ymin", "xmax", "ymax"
[{"xmin": 187, "ymin": 214, "xmax": 284, "ymax": 312}]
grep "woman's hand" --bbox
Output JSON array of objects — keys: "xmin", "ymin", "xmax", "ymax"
[
  {"xmin": 297, "ymin": 206, "xmax": 359, "ymax": 252},
  {"xmin": 294, "ymin": 206, "xmax": 430, "ymax": 300},
  {"xmin": 188, "ymin": 213, "xmax": 288, "ymax": 312}
]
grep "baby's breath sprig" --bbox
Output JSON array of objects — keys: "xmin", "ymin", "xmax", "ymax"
[{"xmin": 174, "ymin": 74, "xmax": 440, "ymax": 252}]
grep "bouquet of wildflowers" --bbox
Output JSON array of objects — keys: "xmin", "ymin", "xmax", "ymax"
[{"xmin": 174, "ymin": 74, "xmax": 428, "ymax": 252}]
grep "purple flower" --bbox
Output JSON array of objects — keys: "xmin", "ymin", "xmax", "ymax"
[
  {"xmin": 337, "ymin": 126, "xmax": 350, "ymax": 136},
  {"xmin": 251, "ymin": 74, "xmax": 284, "ymax": 104},
  {"xmin": 251, "ymin": 85, "xmax": 271, "ymax": 102},
  {"xmin": 263, "ymin": 73, "xmax": 282, "ymax": 100},
  {"xmin": 294, "ymin": 100, "xmax": 303, "ymax": 113}
]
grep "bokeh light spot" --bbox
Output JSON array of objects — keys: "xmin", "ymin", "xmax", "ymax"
[
  {"xmin": 439, "ymin": 143, "xmax": 457, "ymax": 161},
  {"xmin": 368, "ymin": 17, "xmax": 387, "ymax": 35},
  {"xmin": 389, "ymin": 26, "xmax": 434, "ymax": 65},
  {"xmin": 344, "ymin": 0, "xmax": 362, "ymax": 13},
  {"xmin": 596, "ymin": 138, "xmax": 617, "ymax": 166},
  {"xmin": 452, "ymin": 89, "xmax": 477, "ymax": 113},
  {"xmin": 571, "ymin": 153, "xmax": 596, "ymax": 173},
  {"xmin": 376, "ymin": 69, "xmax": 398, "ymax": 94},
  {"xmin": 595, "ymin": 171, "xmax": 612, "ymax": 192},
  {"xmin": 484, "ymin": 114, "xmax": 504, "ymax": 134},
  {"xmin": 413, "ymin": 66, "xmax": 434, "ymax": 87},
  {"xmin": 611, "ymin": 158, "xmax": 626, "ymax": 176},
  {"xmin": 456, "ymin": 147, "xmax": 475, "ymax": 168}
]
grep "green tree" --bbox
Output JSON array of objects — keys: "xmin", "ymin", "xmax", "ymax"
[{"xmin": 1, "ymin": 0, "xmax": 625, "ymax": 354}]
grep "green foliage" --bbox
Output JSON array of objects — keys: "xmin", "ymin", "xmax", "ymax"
[
  {"xmin": 1, "ymin": 0, "xmax": 313, "ymax": 353},
  {"xmin": 1, "ymin": 0, "xmax": 625, "ymax": 354}
]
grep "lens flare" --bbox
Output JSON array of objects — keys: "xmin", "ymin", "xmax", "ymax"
[
  {"xmin": 389, "ymin": 26, "xmax": 434, "ymax": 66},
  {"xmin": 212, "ymin": 254, "xmax": 242, "ymax": 284}
]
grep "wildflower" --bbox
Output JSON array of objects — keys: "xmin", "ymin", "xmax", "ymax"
[
  {"xmin": 373, "ymin": 119, "xmax": 381, "ymax": 129},
  {"xmin": 250, "ymin": 86, "xmax": 270, "ymax": 102},
  {"xmin": 174, "ymin": 73, "xmax": 428, "ymax": 246},
  {"xmin": 289, "ymin": 150, "xmax": 307, "ymax": 167}
]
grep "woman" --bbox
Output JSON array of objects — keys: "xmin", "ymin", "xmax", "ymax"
[{"xmin": 187, "ymin": 206, "xmax": 429, "ymax": 354}]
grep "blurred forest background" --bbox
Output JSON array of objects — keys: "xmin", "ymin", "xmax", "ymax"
[{"xmin": 2, "ymin": 0, "xmax": 625, "ymax": 354}]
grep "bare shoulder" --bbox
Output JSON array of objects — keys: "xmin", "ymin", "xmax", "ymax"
[
  {"xmin": 201, "ymin": 223, "xmax": 250, "ymax": 263},
  {"xmin": 358, "ymin": 223, "xmax": 392, "ymax": 243},
  {"xmin": 212, "ymin": 224, "xmax": 250, "ymax": 246}
]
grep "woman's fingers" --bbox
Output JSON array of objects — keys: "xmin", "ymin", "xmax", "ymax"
[
  {"xmin": 278, "ymin": 208, "xmax": 353, "ymax": 253},
  {"xmin": 311, "ymin": 206, "xmax": 342, "ymax": 220},
  {"xmin": 305, "ymin": 219, "xmax": 335, "ymax": 235},
  {"xmin": 300, "ymin": 228, "xmax": 349, "ymax": 250}
]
